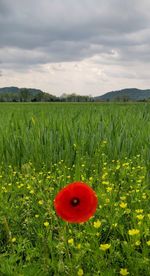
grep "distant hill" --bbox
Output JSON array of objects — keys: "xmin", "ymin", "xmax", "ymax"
[
  {"xmin": 95, "ymin": 88, "xmax": 150, "ymax": 102},
  {"xmin": 1, "ymin": 86, "xmax": 150, "ymax": 102},
  {"xmin": 0, "ymin": 86, "xmax": 59, "ymax": 102},
  {"xmin": 0, "ymin": 87, "xmax": 93, "ymax": 102},
  {"xmin": 0, "ymin": 86, "xmax": 43, "ymax": 95}
]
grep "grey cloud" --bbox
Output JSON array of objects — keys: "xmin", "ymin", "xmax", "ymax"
[
  {"xmin": 0, "ymin": 0, "xmax": 11, "ymax": 16},
  {"xmin": 0, "ymin": 0, "xmax": 150, "ymax": 69}
]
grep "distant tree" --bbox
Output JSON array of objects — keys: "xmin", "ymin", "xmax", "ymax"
[
  {"xmin": 122, "ymin": 95, "xmax": 130, "ymax": 102},
  {"xmin": 60, "ymin": 93, "xmax": 92, "ymax": 102},
  {"xmin": 20, "ymin": 88, "xmax": 30, "ymax": 102}
]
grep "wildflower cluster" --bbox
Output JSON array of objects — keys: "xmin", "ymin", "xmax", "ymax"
[{"xmin": 0, "ymin": 153, "xmax": 149, "ymax": 275}]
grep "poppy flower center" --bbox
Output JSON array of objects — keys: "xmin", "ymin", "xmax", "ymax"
[{"xmin": 70, "ymin": 197, "xmax": 80, "ymax": 207}]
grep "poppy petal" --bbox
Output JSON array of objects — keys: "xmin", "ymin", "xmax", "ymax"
[{"xmin": 54, "ymin": 182, "xmax": 98, "ymax": 223}]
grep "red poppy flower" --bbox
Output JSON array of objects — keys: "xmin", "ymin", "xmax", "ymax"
[{"xmin": 54, "ymin": 182, "xmax": 98, "ymax": 223}]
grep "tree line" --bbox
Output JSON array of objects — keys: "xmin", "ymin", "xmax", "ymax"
[
  {"xmin": 0, "ymin": 88, "xmax": 150, "ymax": 102},
  {"xmin": 0, "ymin": 88, "xmax": 93, "ymax": 102}
]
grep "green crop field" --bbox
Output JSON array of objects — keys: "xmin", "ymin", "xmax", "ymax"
[{"xmin": 0, "ymin": 103, "xmax": 150, "ymax": 276}]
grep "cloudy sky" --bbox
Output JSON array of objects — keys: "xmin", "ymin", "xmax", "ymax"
[{"xmin": 0, "ymin": 0, "xmax": 150, "ymax": 96}]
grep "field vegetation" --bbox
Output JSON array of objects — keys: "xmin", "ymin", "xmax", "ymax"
[{"xmin": 0, "ymin": 103, "xmax": 149, "ymax": 275}]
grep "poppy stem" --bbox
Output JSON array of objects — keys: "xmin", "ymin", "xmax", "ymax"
[
  {"xmin": 3, "ymin": 216, "xmax": 12, "ymax": 242},
  {"xmin": 64, "ymin": 223, "xmax": 74, "ymax": 274}
]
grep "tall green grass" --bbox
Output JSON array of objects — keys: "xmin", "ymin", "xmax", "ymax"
[
  {"xmin": 0, "ymin": 102, "xmax": 150, "ymax": 170},
  {"xmin": 0, "ymin": 103, "xmax": 150, "ymax": 275}
]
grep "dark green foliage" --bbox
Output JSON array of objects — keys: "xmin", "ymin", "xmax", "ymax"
[
  {"xmin": 0, "ymin": 87, "xmax": 92, "ymax": 102},
  {"xmin": 0, "ymin": 87, "xmax": 59, "ymax": 102},
  {"xmin": 95, "ymin": 88, "xmax": 150, "ymax": 102}
]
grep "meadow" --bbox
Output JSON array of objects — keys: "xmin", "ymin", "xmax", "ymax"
[{"xmin": 0, "ymin": 102, "xmax": 149, "ymax": 275}]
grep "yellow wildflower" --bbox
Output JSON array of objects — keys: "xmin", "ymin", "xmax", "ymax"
[
  {"xmin": 135, "ymin": 241, "xmax": 141, "ymax": 246},
  {"xmin": 105, "ymin": 198, "xmax": 110, "ymax": 203},
  {"xmin": 135, "ymin": 209, "xmax": 143, "ymax": 214},
  {"xmin": 128, "ymin": 229, "xmax": 140, "ymax": 236},
  {"xmin": 146, "ymin": 240, "xmax": 150, "ymax": 246},
  {"xmin": 120, "ymin": 202, "xmax": 127, "ymax": 209},
  {"xmin": 93, "ymin": 220, "xmax": 102, "ymax": 228},
  {"xmin": 102, "ymin": 173, "xmax": 108, "ymax": 180},
  {"xmin": 44, "ymin": 221, "xmax": 49, "ymax": 227},
  {"xmin": 77, "ymin": 268, "xmax": 84, "ymax": 276},
  {"xmin": 68, "ymin": 238, "xmax": 74, "ymax": 246},
  {"xmin": 106, "ymin": 187, "xmax": 112, "ymax": 192},
  {"xmin": 11, "ymin": 237, "xmax": 16, "ymax": 243},
  {"xmin": 112, "ymin": 223, "xmax": 118, "ymax": 227},
  {"xmin": 102, "ymin": 181, "xmax": 109, "ymax": 185},
  {"xmin": 35, "ymin": 214, "xmax": 39, "ymax": 218},
  {"xmin": 38, "ymin": 200, "xmax": 43, "ymax": 205},
  {"xmin": 120, "ymin": 196, "xmax": 126, "ymax": 201},
  {"xmin": 76, "ymin": 244, "xmax": 81, "ymax": 249},
  {"xmin": 136, "ymin": 214, "xmax": 144, "ymax": 220},
  {"xmin": 25, "ymin": 196, "xmax": 29, "ymax": 200},
  {"xmin": 100, "ymin": 243, "xmax": 111, "ymax": 251},
  {"xmin": 120, "ymin": 268, "xmax": 129, "ymax": 275}
]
